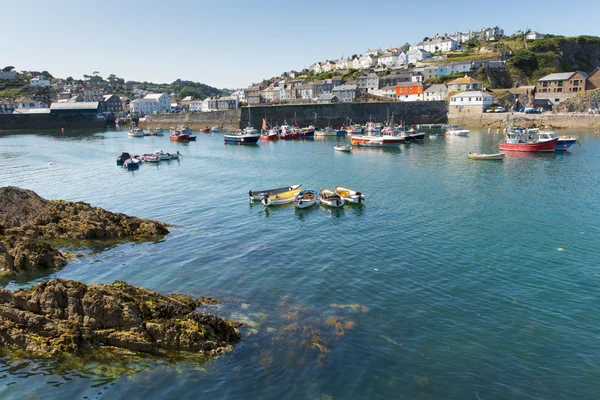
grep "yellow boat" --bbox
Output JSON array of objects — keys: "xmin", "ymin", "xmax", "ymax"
[{"xmin": 261, "ymin": 187, "xmax": 302, "ymax": 205}]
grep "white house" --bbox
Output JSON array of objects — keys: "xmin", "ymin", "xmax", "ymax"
[
  {"xmin": 352, "ymin": 57, "xmax": 361, "ymax": 69},
  {"xmin": 130, "ymin": 93, "xmax": 171, "ymax": 114},
  {"xmin": 16, "ymin": 97, "xmax": 46, "ymax": 109},
  {"xmin": 411, "ymin": 38, "xmax": 459, "ymax": 53},
  {"xmin": 447, "ymin": 61, "xmax": 472, "ymax": 75},
  {"xmin": 424, "ymin": 84, "xmax": 448, "ymax": 101},
  {"xmin": 406, "ymin": 49, "xmax": 431, "ymax": 65},
  {"xmin": 322, "ymin": 61, "xmax": 336, "ymax": 72},
  {"xmin": 30, "ymin": 76, "xmax": 50, "ymax": 87},
  {"xmin": 526, "ymin": 31, "xmax": 545, "ymax": 40},
  {"xmin": 378, "ymin": 52, "xmax": 399, "ymax": 67},
  {"xmin": 189, "ymin": 101, "xmax": 203, "ymax": 112},
  {"xmin": 365, "ymin": 48, "xmax": 382, "ymax": 56},
  {"xmin": 449, "ymin": 91, "xmax": 493, "ymax": 113},
  {"xmin": 359, "ymin": 55, "xmax": 377, "ymax": 69},
  {"xmin": 311, "ymin": 62, "xmax": 323, "ymax": 73},
  {"xmin": 336, "ymin": 58, "xmax": 351, "ymax": 70},
  {"xmin": 397, "ymin": 52, "xmax": 408, "ymax": 65}
]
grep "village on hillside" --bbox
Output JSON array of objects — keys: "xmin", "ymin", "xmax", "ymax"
[{"xmin": 1, "ymin": 27, "xmax": 599, "ymax": 119}]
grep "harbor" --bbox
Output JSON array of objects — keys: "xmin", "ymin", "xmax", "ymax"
[{"xmin": 1, "ymin": 127, "xmax": 599, "ymax": 399}]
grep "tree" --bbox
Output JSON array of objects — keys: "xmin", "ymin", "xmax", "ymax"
[
  {"xmin": 65, "ymin": 76, "xmax": 74, "ymax": 84},
  {"xmin": 507, "ymin": 49, "xmax": 538, "ymax": 77},
  {"xmin": 403, "ymin": 42, "xmax": 410, "ymax": 51},
  {"xmin": 2, "ymin": 66, "xmax": 14, "ymax": 72},
  {"xmin": 351, "ymin": 54, "xmax": 358, "ymax": 60},
  {"xmin": 423, "ymin": 37, "xmax": 430, "ymax": 42}
]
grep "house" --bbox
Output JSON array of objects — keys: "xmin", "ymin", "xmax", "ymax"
[
  {"xmin": 331, "ymin": 84, "xmax": 358, "ymax": 103},
  {"xmin": 0, "ymin": 98, "xmax": 17, "ymax": 114},
  {"xmin": 322, "ymin": 61, "xmax": 336, "ymax": 72},
  {"xmin": 449, "ymin": 91, "xmax": 493, "ymax": 113},
  {"xmin": 586, "ymin": 67, "xmax": 600, "ymax": 90},
  {"xmin": 424, "ymin": 84, "xmax": 448, "ymax": 101},
  {"xmin": 526, "ymin": 31, "xmax": 545, "ymax": 40},
  {"xmin": 231, "ymin": 89, "xmax": 246, "ymax": 103},
  {"xmin": 30, "ymin": 76, "xmax": 50, "ymax": 87},
  {"xmin": 411, "ymin": 38, "xmax": 459, "ymax": 53},
  {"xmin": 359, "ymin": 55, "xmax": 377, "ymax": 69},
  {"xmin": 336, "ymin": 58, "xmax": 351, "ymax": 71},
  {"xmin": 377, "ymin": 52, "xmax": 399, "ymax": 67},
  {"xmin": 380, "ymin": 72, "xmax": 412, "ymax": 87},
  {"xmin": 316, "ymin": 93, "xmax": 340, "ymax": 104},
  {"xmin": 247, "ymin": 93, "xmax": 262, "ymax": 105},
  {"xmin": 535, "ymin": 71, "xmax": 588, "ymax": 104},
  {"xmin": 352, "ymin": 57, "xmax": 361, "ymax": 69},
  {"xmin": 101, "ymin": 94, "xmax": 122, "ymax": 113},
  {"xmin": 395, "ymin": 82, "xmax": 424, "ymax": 101},
  {"xmin": 0, "ymin": 71, "xmax": 17, "ymax": 80},
  {"xmin": 370, "ymin": 86, "xmax": 397, "ymax": 99},
  {"xmin": 406, "ymin": 49, "xmax": 431, "ymax": 65},
  {"xmin": 396, "ymin": 51, "xmax": 408, "ymax": 65},
  {"xmin": 130, "ymin": 93, "xmax": 171, "ymax": 115},
  {"xmin": 262, "ymin": 85, "xmax": 280, "ymax": 103},
  {"xmin": 357, "ymin": 73, "xmax": 380, "ymax": 92},
  {"xmin": 16, "ymin": 97, "xmax": 46, "ymax": 109},
  {"xmin": 365, "ymin": 48, "xmax": 382, "ymax": 56},
  {"xmin": 50, "ymin": 102, "xmax": 103, "ymax": 114},
  {"xmin": 216, "ymin": 96, "xmax": 238, "ymax": 110},
  {"xmin": 311, "ymin": 62, "xmax": 323, "ymax": 74},
  {"xmin": 447, "ymin": 61, "xmax": 472, "ymax": 75},
  {"xmin": 189, "ymin": 100, "xmax": 204, "ymax": 112},
  {"xmin": 297, "ymin": 84, "xmax": 314, "ymax": 99},
  {"xmin": 447, "ymin": 75, "xmax": 481, "ymax": 91},
  {"xmin": 448, "ymin": 26, "xmax": 504, "ymax": 43}
]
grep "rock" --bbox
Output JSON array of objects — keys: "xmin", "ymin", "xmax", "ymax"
[
  {"xmin": 0, "ymin": 279, "xmax": 242, "ymax": 357},
  {"xmin": 0, "ymin": 187, "xmax": 169, "ymax": 276}
]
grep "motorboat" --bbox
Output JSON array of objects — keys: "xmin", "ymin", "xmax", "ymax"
[
  {"xmin": 536, "ymin": 130, "xmax": 578, "ymax": 151},
  {"xmin": 248, "ymin": 184, "xmax": 302, "ymax": 202},
  {"xmin": 116, "ymin": 152, "xmax": 131, "ymax": 166},
  {"xmin": 351, "ymin": 134, "xmax": 405, "ymax": 147},
  {"xmin": 334, "ymin": 186, "xmax": 365, "ymax": 204},
  {"xmin": 128, "ymin": 127, "xmax": 144, "ymax": 137},
  {"xmin": 261, "ymin": 187, "xmax": 302, "ymax": 206},
  {"xmin": 315, "ymin": 127, "xmax": 338, "ymax": 137},
  {"xmin": 318, "ymin": 188, "xmax": 344, "ymax": 207},
  {"xmin": 224, "ymin": 127, "xmax": 261, "ymax": 144},
  {"xmin": 403, "ymin": 129, "xmax": 425, "ymax": 141},
  {"xmin": 498, "ymin": 129, "xmax": 557, "ymax": 152},
  {"xmin": 294, "ymin": 188, "xmax": 319, "ymax": 209},
  {"xmin": 199, "ymin": 127, "xmax": 212, "ymax": 133},
  {"xmin": 122, "ymin": 156, "xmax": 140, "ymax": 169},
  {"xmin": 334, "ymin": 145, "xmax": 352, "ymax": 152},
  {"xmin": 467, "ymin": 152, "xmax": 505, "ymax": 160},
  {"xmin": 445, "ymin": 129, "xmax": 470, "ymax": 136},
  {"xmin": 260, "ymin": 130, "xmax": 280, "ymax": 141}
]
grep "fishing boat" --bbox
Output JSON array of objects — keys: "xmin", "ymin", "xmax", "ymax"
[
  {"xmin": 318, "ymin": 188, "xmax": 345, "ymax": 207},
  {"xmin": 334, "ymin": 186, "xmax": 365, "ymax": 204},
  {"xmin": 122, "ymin": 156, "xmax": 140, "ymax": 169},
  {"xmin": 334, "ymin": 145, "xmax": 352, "ymax": 152},
  {"xmin": 279, "ymin": 124, "xmax": 300, "ymax": 140},
  {"xmin": 294, "ymin": 188, "xmax": 319, "ymax": 209},
  {"xmin": 170, "ymin": 129, "xmax": 191, "ymax": 142},
  {"xmin": 116, "ymin": 152, "xmax": 131, "ymax": 166},
  {"xmin": 536, "ymin": 130, "xmax": 578, "ymax": 151},
  {"xmin": 315, "ymin": 127, "xmax": 338, "ymax": 137},
  {"xmin": 403, "ymin": 129, "xmax": 425, "ymax": 141},
  {"xmin": 261, "ymin": 187, "xmax": 302, "ymax": 206},
  {"xmin": 498, "ymin": 129, "xmax": 557, "ymax": 152},
  {"xmin": 467, "ymin": 152, "xmax": 505, "ymax": 160},
  {"xmin": 128, "ymin": 126, "xmax": 144, "ymax": 137},
  {"xmin": 199, "ymin": 127, "xmax": 212, "ymax": 133},
  {"xmin": 445, "ymin": 129, "xmax": 470, "ymax": 136},
  {"xmin": 211, "ymin": 126, "xmax": 219, "ymax": 133},
  {"xmin": 143, "ymin": 128, "xmax": 164, "ymax": 136},
  {"xmin": 351, "ymin": 134, "xmax": 405, "ymax": 147},
  {"xmin": 299, "ymin": 126, "xmax": 315, "ymax": 138},
  {"xmin": 224, "ymin": 127, "xmax": 261, "ymax": 144},
  {"xmin": 248, "ymin": 184, "xmax": 302, "ymax": 202},
  {"xmin": 260, "ymin": 129, "xmax": 280, "ymax": 141},
  {"xmin": 141, "ymin": 154, "xmax": 160, "ymax": 163}
]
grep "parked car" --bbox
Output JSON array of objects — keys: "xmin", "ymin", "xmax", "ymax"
[
  {"xmin": 495, "ymin": 106, "xmax": 506, "ymax": 113},
  {"xmin": 524, "ymin": 107, "xmax": 542, "ymax": 114}
]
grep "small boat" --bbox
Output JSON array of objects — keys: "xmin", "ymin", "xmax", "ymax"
[
  {"xmin": 249, "ymin": 184, "xmax": 302, "ymax": 202},
  {"xmin": 141, "ymin": 154, "xmax": 160, "ymax": 163},
  {"xmin": 315, "ymin": 127, "xmax": 338, "ymax": 137},
  {"xmin": 128, "ymin": 127, "xmax": 144, "ymax": 137},
  {"xmin": 211, "ymin": 126, "xmax": 219, "ymax": 133},
  {"xmin": 294, "ymin": 189, "xmax": 319, "ymax": 209},
  {"xmin": 403, "ymin": 129, "xmax": 425, "ymax": 141},
  {"xmin": 144, "ymin": 128, "xmax": 164, "ymax": 136},
  {"xmin": 351, "ymin": 134, "xmax": 405, "ymax": 147},
  {"xmin": 429, "ymin": 132, "xmax": 444, "ymax": 138},
  {"xmin": 536, "ymin": 130, "xmax": 578, "ymax": 151},
  {"xmin": 122, "ymin": 156, "xmax": 140, "ymax": 169},
  {"xmin": 318, "ymin": 188, "xmax": 344, "ymax": 208},
  {"xmin": 261, "ymin": 187, "xmax": 302, "ymax": 206},
  {"xmin": 467, "ymin": 152, "xmax": 505, "ymax": 160},
  {"xmin": 300, "ymin": 126, "xmax": 315, "ymax": 138},
  {"xmin": 151, "ymin": 150, "xmax": 180, "ymax": 161},
  {"xmin": 170, "ymin": 130, "xmax": 190, "ymax": 142},
  {"xmin": 334, "ymin": 186, "xmax": 365, "ymax": 204},
  {"xmin": 199, "ymin": 127, "xmax": 212, "ymax": 133},
  {"xmin": 334, "ymin": 145, "xmax": 352, "ymax": 152},
  {"xmin": 224, "ymin": 127, "xmax": 261, "ymax": 144},
  {"xmin": 260, "ymin": 130, "xmax": 280, "ymax": 141},
  {"xmin": 445, "ymin": 129, "xmax": 470, "ymax": 136},
  {"xmin": 498, "ymin": 130, "xmax": 558, "ymax": 152},
  {"xmin": 116, "ymin": 152, "xmax": 131, "ymax": 166}
]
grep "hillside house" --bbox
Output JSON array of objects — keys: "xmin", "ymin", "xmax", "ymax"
[
  {"xmin": 535, "ymin": 71, "xmax": 588, "ymax": 104},
  {"xmin": 424, "ymin": 84, "xmax": 448, "ymax": 101},
  {"xmin": 316, "ymin": 94, "xmax": 340, "ymax": 104},
  {"xmin": 406, "ymin": 49, "xmax": 431, "ymax": 65},
  {"xmin": 447, "ymin": 75, "xmax": 481, "ymax": 91},
  {"xmin": 0, "ymin": 71, "xmax": 17, "ymax": 80},
  {"xmin": 331, "ymin": 84, "xmax": 358, "ymax": 103},
  {"xmin": 395, "ymin": 82, "xmax": 424, "ymax": 101},
  {"xmin": 526, "ymin": 31, "xmax": 545, "ymax": 40},
  {"xmin": 586, "ymin": 67, "xmax": 600, "ymax": 90},
  {"xmin": 378, "ymin": 52, "xmax": 399, "ymax": 67},
  {"xmin": 447, "ymin": 61, "xmax": 472, "ymax": 75},
  {"xmin": 411, "ymin": 38, "xmax": 459, "ymax": 53},
  {"xmin": 130, "ymin": 93, "xmax": 171, "ymax": 114},
  {"xmin": 322, "ymin": 61, "xmax": 336, "ymax": 72},
  {"xmin": 449, "ymin": 91, "xmax": 493, "ymax": 113},
  {"xmin": 360, "ymin": 55, "xmax": 377, "ymax": 69},
  {"xmin": 357, "ymin": 73, "xmax": 380, "ymax": 92},
  {"xmin": 101, "ymin": 95, "xmax": 123, "ymax": 113},
  {"xmin": 30, "ymin": 76, "xmax": 50, "ymax": 87},
  {"xmin": 16, "ymin": 97, "xmax": 47, "ymax": 109}
]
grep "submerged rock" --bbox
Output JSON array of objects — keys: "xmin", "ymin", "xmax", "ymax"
[
  {"xmin": 0, "ymin": 186, "xmax": 169, "ymax": 276},
  {"xmin": 0, "ymin": 279, "xmax": 242, "ymax": 357}
]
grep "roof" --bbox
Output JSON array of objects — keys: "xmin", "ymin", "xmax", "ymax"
[
  {"xmin": 332, "ymin": 84, "xmax": 358, "ymax": 91},
  {"xmin": 13, "ymin": 108, "xmax": 51, "ymax": 114},
  {"xmin": 424, "ymin": 84, "xmax": 448, "ymax": 93},
  {"xmin": 451, "ymin": 91, "xmax": 491, "ymax": 98},
  {"xmin": 50, "ymin": 102, "xmax": 100, "ymax": 110},
  {"xmin": 317, "ymin": 93, "xmax": 338, "ymax": 100},
  {"xmin": 144, "ymin": 93, "xmax": 166, "ymax": 99},
  {"xmin": 396, "ymin": 82, "xmax": 423, "ymax": 88},
  {"xmin": 448, "ymin": 76, "xmax": 480, "ymax": 85},
  {"xmin": 537, "ymin": 72, "xmax": 576, "ymax": 82}
]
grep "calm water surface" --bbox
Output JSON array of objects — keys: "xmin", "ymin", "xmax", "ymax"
[{"xmin": 0, "ymin": 127, "xmax": 599, "ymax": 399}]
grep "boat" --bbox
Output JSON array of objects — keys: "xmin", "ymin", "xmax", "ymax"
[
  {"xmin": 429, "ymin": 132, "xmax": 445, "ymax": 138},
  {"xmin": 154, "ymin": 150, "xmax": 180, "ymax": 161},
  {"xmin": 279, "ymin": 124, "xmax": 300, "ymax": 140},
  {"xmin": 128, "ymin": 126, "xmax": 144, "ymax": 137},
  {"xmin": 294, "ymin": 188, "xmax": 319, "ymax": 209},
  {"xmin": 199, "ymin": 127, "xmax": 212, "ymax": 133},
  {"xmin": 211, "ymin": 126, "xmax": 219, "ymax": 133},
  {"xmin": 122, "ymin": 156, "xmax": 140, "ymax": 169},
  {"xmin": 467, "ymin": 152, "xmax": 505, "ymax": 160},
  {"xmin": 260, "ymin": 129, "xmax": 280, "ymax": 141},
  {"xmin": 351, "ymin": 134, "xmax": 405, "ymax": 147},
  {"xmin": 261, "ymin": 187, "xmax": 302, "ymax": 206},
  {"xmin": 315, "ymin": 127, "xmax": 338, "ymax": 137},
  {"xmin": 403, "ymin": 129, "xmax": 425, "ymax": 141},
  {"xmin": 334, "ymin": 186, "xmax": 365, "ymax": 204},
  {"xmin": 170, "ymin": 129, "xmax": 191, "ymax": 142},
  {"xmin": 299, "ymin": 126, "xmax": 315, "ymax": 138},
  {"xmin": 141, "ymin": 154, "xmax": 160, "ymax": 163},
  {"xmin": 334, "ymin": 145, "xmax": 352, "ymax": 152},
  {"xmin": 143, "ymin": 128, "xmax": 164, "ymax": 136},
  {"xmin": 445, "ymin": 129, "xmax": 470, "ymax": 136},
  {"xmin": 248, "ymin": 184, "xmax": 302, "ymax": 202},
  {"xmin": 224, "ymin": 127, "xmax": 261, "ymax": 144},
  {"xmin": 498, "ymin": 129, "xmax": 558, "ymax": 152},
  {"xmin": 318, "ymin": 188, "xmax": 344, "ymax": 207},
  {"xmin": 116, "ymin": 152, "xmax": 131, "ymax": 166},
  {"xmin": 536, "ymin": 130, "xmax": 578, "ymax": 151}
]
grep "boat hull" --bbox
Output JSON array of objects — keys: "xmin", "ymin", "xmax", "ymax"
[
  {"xmin": 445, "ymin": 130, "xmax": 470, "ymax": 136},
  {"xmin": 300, "ymin": 130, "xmax": 315, "ymax": 138},
  {"xmin": 249, "ymin": 184, "xmax": 302, "ymax": 201},
  {"xmin": 499, "ymin": 138, "xmax": 558, "ymax": 152},
  {"xmin": 468, "ymin": 153, "xmax": 505, "ymax": 160},
  {"xmin": 555, "ymin": 138, "xmax": 577, "ymax": 151},
  {"xmin": 294, "ymin": 189, "xmax": 318, "ymax": 209},
  {"xmin": 224, "ymin": 134, "xmax": 260, "ymax": 144},
  {"xmin": 334, "ymin": 186, "xmax": 365, "ymax": 204},
  {"xmin": 351, "ymin": 135, "xmax": 405, "ymax": 147},
  {"xmin": 260, "ymin": 134, "xmax": 279, "ymax": 141}
]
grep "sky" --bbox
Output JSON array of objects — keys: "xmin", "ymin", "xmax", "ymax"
[{"xmin": 2, "ymin": 0, "xmax": 599, "ymax": 89}]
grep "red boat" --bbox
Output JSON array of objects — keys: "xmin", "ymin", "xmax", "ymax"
[
  {"xmin": 199, "ymin": 127, "xmax": 211, "ymax": 133},
  {"xmin": 499, "ymin": 130, "xmax": 558, "ymax": 152},
  {"xmin": 170, "ymin": 130, "xmax": 190, "ymax": 142},
  {"xmin": 351, "ymin": 134, "xmax": 405, "ymax": 147},
  {"xmin": 260, "ymin": 131, "xmax": 279, "ymax": 141}
]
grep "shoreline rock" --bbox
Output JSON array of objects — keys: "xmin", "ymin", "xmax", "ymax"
[
  {"xmin": 0, "ymin": 186, "xmax": 169, "ymax": 276},
  {"xmin": 0, "ymin": 279, "xmax": 242, "ymax": 357}
]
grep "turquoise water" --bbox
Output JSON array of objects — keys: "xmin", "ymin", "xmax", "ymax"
[{"xmin": 1, "ymin": 127, "xmax": 599, "ymax": 399}]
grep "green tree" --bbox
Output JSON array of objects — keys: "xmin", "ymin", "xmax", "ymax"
[
  {"xmin": 2, "ymin": 66, "xmax": 15, "ymax": 72},
  {"xmin": 507, "ymin": 49, "xmax": 538, "ymax": 77},
  {"xmin": 423, "ymin": 37, "xmax": 430, "ymax": 42}
]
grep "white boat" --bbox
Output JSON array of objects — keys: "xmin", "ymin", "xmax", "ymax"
[
  {"xmin": 467, "ymin": 152, "xmax": 505, "ymax": 160},
  {"xmin": 445, "ymin": 129, "xmax": 470, "ymax": 136},
  {"xmin": 334, "ymin": 145, "xmax": 352, "ymax": 152},
  {"xmin": 211, "ymin": 126, "xmax": 219, "ymax": 133},
  {"xmin": 334, "ymin": 186, "xmax": 365, "ymax": 204},
  {"xmin": 429, "ymin": 132, "xmax": 444, "ymax": 138},
  {"xmin": 128, "ymin": 127, "xmax": 144, "ymax": 137},
  {"xmin": 294, "ymin": 189, "xmax": 319, "ymax": 209},
  {"xmin": 315, "ymin": 127, "xmax": 338, "ymax": 136},
  {"xmin": 318, "ymin": 188, "xmax": 344, "ymax": 207}
]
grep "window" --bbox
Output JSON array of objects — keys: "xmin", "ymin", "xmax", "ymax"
[
  {"xmin": 469, "ymin": 98, "xmax": 472, "ymax": 101},
  {"xmin": 557, "ymin": 81, "xmax": 563, "ymax": 87},
  {"xmin": 555, "ymin": 98, "xmax": 560, "ymax": 102},
  {"xmin": 542, "ymin": 82, "xmax": 548, "ymax": 87},
  {"xmin": 573, "ymin": 80, "xmax": 579, "ymax": 87},
  {"xmin": 557, "ymin": 88, "xmax": 562, "ymax": 93}
]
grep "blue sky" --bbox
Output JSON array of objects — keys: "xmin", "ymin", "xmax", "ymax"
[{"xmin": 2, "ymin": 0, "xmax": 599, "ymax": 89}]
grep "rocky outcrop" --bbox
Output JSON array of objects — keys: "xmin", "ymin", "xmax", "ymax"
[
  {"xmin": 0, "ymin": 279, "xmax": 242, "ymax": 357},
  {"xmin": 0, "ymin": 187, "xmax": 169, "ymax": 276}
]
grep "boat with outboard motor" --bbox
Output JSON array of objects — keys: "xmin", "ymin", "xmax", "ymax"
[
  {"xmin": 318, "ymin": 188, "xmax": 345, "ymax": 207},
  {"xmin": 334, "ymin": 186, "xmax": 365, "ymax": 204},
  {"xmin": 249, "ymin": 184, "xmax": 302, "ymax": 202},
  {"xmin": 261, "ymin": 187, "xmax": 302, "ymax": 206},
  {"xmin": 294, "ymin": 188, "xmax": 319, "ymax": 209}
]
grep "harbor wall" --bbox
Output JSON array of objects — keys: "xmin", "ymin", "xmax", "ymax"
[
  {"xmin": 448, "ymin": 112, "xmax": 600, "ymax": 130},
  {"xmin": 141, "ymin": 102, "xmax": 448, "ymax": 130},
  {"xmin": 0, "ymin": 113, "xmax": 107, "ymax": 130}
]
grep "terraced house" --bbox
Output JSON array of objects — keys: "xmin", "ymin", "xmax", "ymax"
[{"xmin": 535, "ymin": 72, "xmax": 588, "ymax": 105}]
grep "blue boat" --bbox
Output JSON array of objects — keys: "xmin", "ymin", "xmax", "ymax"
[
  {"xmin": 336, "ymin": 130, "xmax": 347, "ymax": 137},
  {"xmin": 534, "ymin": 130, "xmax": 578, "ymax": 152},
  {"xmin": 224, "ymin": 127, "xmax": 261, "ymax": 145}
]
